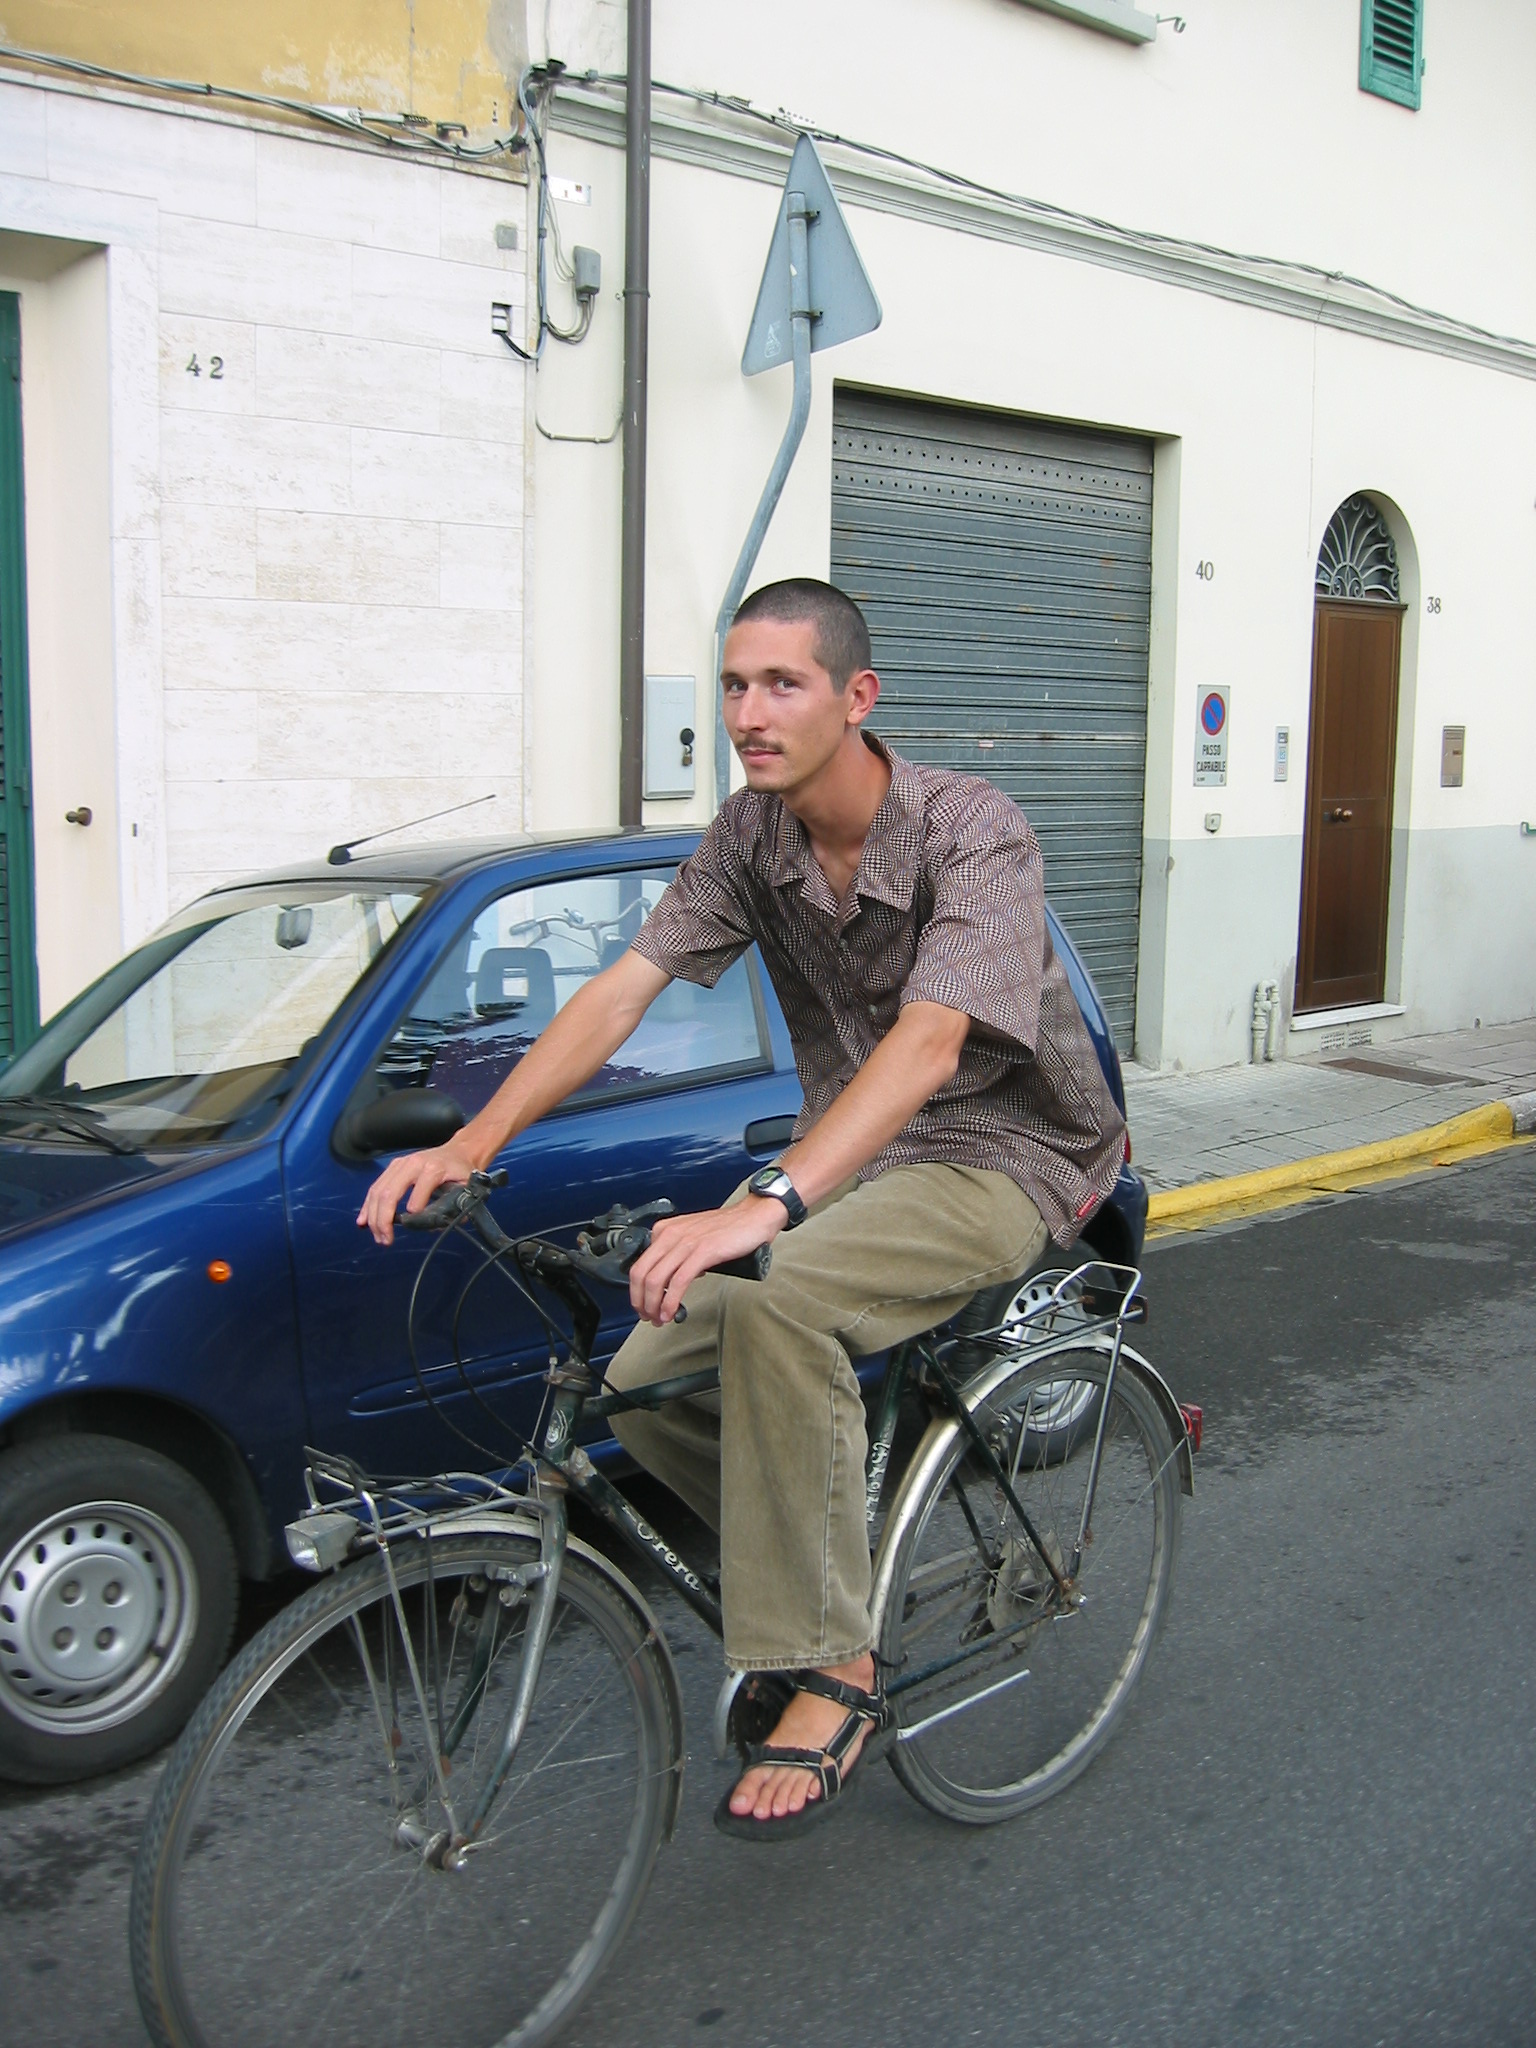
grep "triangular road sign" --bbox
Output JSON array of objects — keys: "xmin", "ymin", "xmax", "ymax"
[{"xmin": 741, "ymin": 134, "xmax": 882, "ymax": 376}]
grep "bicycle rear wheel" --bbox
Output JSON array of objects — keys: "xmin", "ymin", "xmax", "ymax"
[
  {"xmin": 131, "ymin": 1531, "xmax": 678, "ymax": 2048},
  {"xmin": 880, "ymin": 1349, "xmax": 1180, "ymax": 1825}
]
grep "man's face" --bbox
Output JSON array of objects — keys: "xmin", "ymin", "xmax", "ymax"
[{"xmin": 720, "ymin": 617, "xmax": 876, "ymax": 796}]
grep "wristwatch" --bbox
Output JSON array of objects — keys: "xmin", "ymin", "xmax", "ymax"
[{"xmin": 747, "ymin": 1163, "xmax": 808, "ymax": 1229}]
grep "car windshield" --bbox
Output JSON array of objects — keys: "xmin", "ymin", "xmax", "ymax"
[{"xmin": 0, "ymin": 883, "xmax": 425, "ymax": 1150}]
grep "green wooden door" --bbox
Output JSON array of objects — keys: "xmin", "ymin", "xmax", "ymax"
[{"xmin": 0, "ymin": 293, "xmax": 39, "ymax": 1059}]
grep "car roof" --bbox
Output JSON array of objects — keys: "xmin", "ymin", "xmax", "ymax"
[{"xmin": 211, "ymin": 828, "xmax": 705, "ymax": 891}]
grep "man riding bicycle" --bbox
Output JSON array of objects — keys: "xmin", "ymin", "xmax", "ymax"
[{"xmin": 360, "ymin": 577, "xmax": 1126, "ymax": 1840}]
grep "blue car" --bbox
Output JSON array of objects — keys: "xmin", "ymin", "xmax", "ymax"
[{"xmin": 0, "ymin": 829, "xmax": 1145, "ymax": 1783}]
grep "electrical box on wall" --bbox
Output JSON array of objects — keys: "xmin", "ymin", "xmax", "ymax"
[
  {"xmin": 644, "ymin": 676, "xmax": 696, "ymax": 799},
  {"xmin": 1440, "ymin": 726, "xmax": 1465, "ymax": 788}
]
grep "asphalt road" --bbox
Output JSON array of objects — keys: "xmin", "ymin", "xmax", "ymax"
[{"xmin": 5, "ymin": 1144, "xmax": 1534, "ymax": 2048}]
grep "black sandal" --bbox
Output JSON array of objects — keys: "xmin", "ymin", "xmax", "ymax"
[{"xmin": 714, "ymin": 1668, "xmax": 895, "ymax": 1842}]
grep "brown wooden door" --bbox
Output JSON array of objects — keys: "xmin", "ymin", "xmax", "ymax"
[{"xmin": 1295, "ymin": 599, "xmax": 1403, "ymax": 1013}]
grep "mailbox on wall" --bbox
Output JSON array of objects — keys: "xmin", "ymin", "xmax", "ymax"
[{"xmin": 644, "ymin": 675, "xmax": 696, "ymax": 800}]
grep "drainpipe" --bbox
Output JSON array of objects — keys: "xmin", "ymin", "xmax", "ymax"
[
  {"xmin": 1264, "ymin": 980, "xmax": 1283, "ymax": 1061},
  {"xmin": 617, "ymin": 0, "xmax": 651, "ymax": 831},
  {"xmin": 1251, "ymin": 981, "xmax": 1282, "ymax": 1063}
]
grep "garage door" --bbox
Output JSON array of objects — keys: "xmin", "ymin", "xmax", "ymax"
[{"xmin": 830, "ymin": 389, "xmax": 1153, "ymax": 1052}]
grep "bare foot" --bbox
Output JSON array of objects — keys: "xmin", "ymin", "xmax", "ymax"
[{"xmin": 728, "ymin": 1653, "xmax": 878, "ymax": 1823}]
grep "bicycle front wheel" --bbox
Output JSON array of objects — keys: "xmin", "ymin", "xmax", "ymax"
[
  {"xmin": 880, "ymin": 1348, "xmax": 1180, "ymax": 1825},
  {"xmin": 131, "ymin": 1531, "xmax": 679, "ymax": 2048}
]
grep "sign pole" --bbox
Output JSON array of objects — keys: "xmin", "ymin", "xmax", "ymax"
[{"xmin": 713, "ymin": 192, "xmax": 815, "ymax": 809}]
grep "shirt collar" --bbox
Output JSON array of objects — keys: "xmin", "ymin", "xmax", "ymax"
[{"xmin": 765, "ymin": 734, "xmax": 923, "ymax": 912}]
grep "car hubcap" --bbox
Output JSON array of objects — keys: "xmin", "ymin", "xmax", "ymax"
[
  {"xmin": 0, "ymin": 1502, "xmax": 198, "ymax": 1734},
  {"xmin": 1008, "ymin": 1278, "xmax": 1098, "ymax": 1436}
]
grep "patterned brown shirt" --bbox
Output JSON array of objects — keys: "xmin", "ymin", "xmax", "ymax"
[{"xmin": 632, "ymin": 737, "xmax": 1128, "ymax": 1244}]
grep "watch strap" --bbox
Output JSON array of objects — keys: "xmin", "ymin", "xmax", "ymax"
[{"xmin": 749, "ymin": 1165, "xmax": 808, "ymax": 1228}]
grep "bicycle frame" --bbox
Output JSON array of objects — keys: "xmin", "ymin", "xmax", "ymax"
[{"xmin": 287, "ymin": 1193, "xmax": 1176, "ymax": 1843}]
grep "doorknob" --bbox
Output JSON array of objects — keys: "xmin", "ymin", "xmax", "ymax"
[{"xmin": 1327, "ymin": 807, "xmax": 1354, "ymax": 822}]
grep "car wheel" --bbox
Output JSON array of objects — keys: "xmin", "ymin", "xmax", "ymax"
[
  {"xmin": 957, "ymin": 1269, "xmax": 1103, "ymax": 1464},
  {"xmin": 0, "ymin": 1433, "xmax": 238, "ymax": 1785}
]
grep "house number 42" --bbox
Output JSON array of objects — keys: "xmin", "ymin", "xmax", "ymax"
[{"xmin": 186, "ymin": 354, "xmax": 224, "ymax": 379}]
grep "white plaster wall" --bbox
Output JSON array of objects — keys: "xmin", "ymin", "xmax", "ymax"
[
  {"xmin": 550, "ymin": 0, "xmax": 1536, "ymax": 340},
  {"xmin": 0, "ymin": 74, "xmax": 530, "ymax": 1014},
  {"xmin": 528, "ymin": 6, "xmax": 1536, "ymax": 1070}
]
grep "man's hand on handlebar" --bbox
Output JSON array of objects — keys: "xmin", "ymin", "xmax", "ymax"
[
  {"xmin": 357, "ymin": 1133, "xmax": 488, "ymax": 1246},
  {"xmin": 628, "ymin": 1196, "xmax": 785, "ymax": 1328}
]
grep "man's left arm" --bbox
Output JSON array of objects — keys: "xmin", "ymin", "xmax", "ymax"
[{"xmin": 628, "ymin": 1000, "xmax": 968, "ymax": 1324}]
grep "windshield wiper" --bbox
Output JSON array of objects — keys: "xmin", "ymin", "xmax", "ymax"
[{"xmin": 0, "ymin": 1094, "xmax": 142, "ymax": 1156}]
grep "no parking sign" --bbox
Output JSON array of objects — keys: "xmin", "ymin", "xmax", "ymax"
[{"xmin": 1194, "ymin": 687, "xmax": 1229, "ymax": 786}]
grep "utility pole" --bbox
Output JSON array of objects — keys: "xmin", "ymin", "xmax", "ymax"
[{"xmin": 617, "ymin": 0, "xmax": 651, "ymax": 830}]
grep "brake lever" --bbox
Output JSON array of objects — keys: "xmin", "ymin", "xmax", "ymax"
[{"xmin": 589, "ymin": 1198, "xmax": 675, "ymax": 1231}]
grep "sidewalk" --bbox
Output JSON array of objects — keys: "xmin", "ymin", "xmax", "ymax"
[{"xmin": 1123, "ymin": 1017, "xmax": 1536, "ymax": 1195}]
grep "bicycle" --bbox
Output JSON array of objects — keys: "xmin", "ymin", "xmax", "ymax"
[{"xmin": 130, "ymin": 1170, "xmax": 1198, "ymax": 2048}]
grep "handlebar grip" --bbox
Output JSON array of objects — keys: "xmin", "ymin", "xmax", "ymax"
[
  {"xmin": 396, "ymin": 1168, "xmax": 508, "ymax": 1234},
  {"xmin": 708, "ymin": 1245, "xmax": 772, "ymax": 1283},
  {"xmin": 397, "ymin": 1185, "xmax": 472, "ymax": 1231}
]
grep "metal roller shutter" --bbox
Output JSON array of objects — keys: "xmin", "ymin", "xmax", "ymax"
[{"xmin": 830, "ymin": 389, "xmax": 1153, "ymax": 1052}]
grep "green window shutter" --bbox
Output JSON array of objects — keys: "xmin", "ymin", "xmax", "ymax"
[
  {"xmin": 1360, "ymin": 0, "xmax": 1423, "ymax": 110},
  {"xmin": 0, "ymin": 294, "xmax": 40, "ymax": 1061}
]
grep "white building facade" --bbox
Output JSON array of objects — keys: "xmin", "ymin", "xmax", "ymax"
[
  {"xmin": 526, "ymin": 0, "xmax": 1536, "ymax": 1071},
  {"xmin": 2, "ymin": 0, "xmax": 1533, "ymax": 1075},
  {"xmin": 0, "ymin": 68, "xmax": 531, "ymax": 1030}
]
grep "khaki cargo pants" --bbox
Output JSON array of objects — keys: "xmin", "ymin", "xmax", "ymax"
[{"xmin": 606, "ymin": 1162, "xmax": 1048, "ymax": 1672}]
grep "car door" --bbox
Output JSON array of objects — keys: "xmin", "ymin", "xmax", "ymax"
[{"xmin": 284, "ymin": 856, "xmax": 801, "ymax": 1476}]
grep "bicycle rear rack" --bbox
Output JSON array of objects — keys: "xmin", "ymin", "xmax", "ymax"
[{"xmin": 286, "ymin": 1453, "xmax": 541, "ymax": 1573}]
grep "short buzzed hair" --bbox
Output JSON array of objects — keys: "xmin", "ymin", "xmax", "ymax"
[{"xmin": 731, "ymin": 578, "xmax": 873, "ymax": 690}]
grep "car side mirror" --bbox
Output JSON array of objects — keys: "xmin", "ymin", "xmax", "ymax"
[{"xmin": 336, "ymin": 1087, "xmax": 466, "ymax": 1159}]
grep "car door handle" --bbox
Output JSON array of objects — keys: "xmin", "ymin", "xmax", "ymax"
[
  {"xmin": 745, "ymin": 1115, "xmax": 797, "ymax": 1154},
  {"xmin": 1326, "ymin": 807, "xmax": 1354, "ymax": 822}
]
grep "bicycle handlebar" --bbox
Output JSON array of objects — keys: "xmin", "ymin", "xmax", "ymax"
[{"xmin": 395, "ymin": 1172, "xmax": 772, "ymax": 1308}]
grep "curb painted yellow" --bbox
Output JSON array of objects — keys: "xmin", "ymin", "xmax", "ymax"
[{"xmin": 1145, "ymin": 1101, "xmax": 1520, "ymax": 1238}]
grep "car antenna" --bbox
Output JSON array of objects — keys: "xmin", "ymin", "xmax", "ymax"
[{"xmin": 327, "ymin": 793, "xmax": 498, "ymax": 866}]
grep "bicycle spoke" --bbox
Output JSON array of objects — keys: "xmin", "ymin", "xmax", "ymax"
[
  {"xmin": 883, "ymin": 1356, "xmax": 1180, "ymax": 1823},
  {"xmin": 138, "ymin": 1536, "xmax": 676, "ymax": 2048}
]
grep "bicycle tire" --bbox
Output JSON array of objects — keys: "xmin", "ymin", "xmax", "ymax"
[
  {"xmin": 879, "ymin": 1348, "xmax": 1180, "ymax": 1825},
  {"xmin": 131, "ymin": 1530, "xmax": 678, "ymax": 2048}
]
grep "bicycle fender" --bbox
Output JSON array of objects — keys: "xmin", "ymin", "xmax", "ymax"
[
  {"xmin": 868, "ymin": 1339, "xmax": 1192, "ymax": 1644},
  {"xmin": 417, "ymin": 1510, "xmax": 688, "ymax": 1842},
  {"xmin": 1116, "ymin": 1348, "xmax": 1196, "ymax": 1499}
]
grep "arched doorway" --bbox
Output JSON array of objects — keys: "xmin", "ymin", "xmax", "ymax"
[{"xmin": 1295, "ymin": 496, "xmax": 1406, "ymax": 1014}]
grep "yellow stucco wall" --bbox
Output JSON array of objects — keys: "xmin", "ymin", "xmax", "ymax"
[{"xmin": 0, "ymin": 0, "xmax": 528, "ymax": 131}]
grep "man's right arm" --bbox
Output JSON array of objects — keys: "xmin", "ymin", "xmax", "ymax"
[{"xmin": 358, "ymin": 947, "xmax": 672, "ymax": 1244}]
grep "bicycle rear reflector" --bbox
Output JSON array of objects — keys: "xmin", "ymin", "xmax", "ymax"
[{"xmin": 1179, "ymin": 1404, "xmax": 1203, "ymax": 1453}]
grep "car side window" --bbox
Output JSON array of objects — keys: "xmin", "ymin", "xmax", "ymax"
[{"xmin": 373, "ymin": 867, "xmax": 766, "ymax": 1119}]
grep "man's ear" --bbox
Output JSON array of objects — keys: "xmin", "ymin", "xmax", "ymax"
[{"xmin": 843, "ymin": 668, "xmax": 881, "ymax": 727}]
